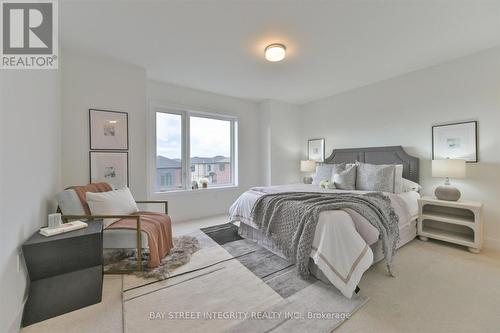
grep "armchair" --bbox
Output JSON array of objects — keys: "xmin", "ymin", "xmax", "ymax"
[{"xmin": 56, "ymin": 183, "xmax": 172, "ymax": 272}]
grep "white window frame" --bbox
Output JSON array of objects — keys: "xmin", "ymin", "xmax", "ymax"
[{"xmin": 148, "ymin": 101, "xmax": 238, "ymax": 196}]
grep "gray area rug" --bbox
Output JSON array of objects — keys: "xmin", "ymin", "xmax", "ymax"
[
  {"xmin": 121, "ymin": 224, "xmax": 368, "ymax": 333},
  {"xmin": 201, "ymin": 223, "xmax": 369, "ymax": 332},
  {"xmin": 202, "ymin": 224, "xmax": 315, "ymax": 298}
]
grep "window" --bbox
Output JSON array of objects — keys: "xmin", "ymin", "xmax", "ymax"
[
  {"xmin": 153, "ymin": 105, "xmax": 237, "ymax": 192},
  {"xmin": 156, "ymin": 112, "xmax": 183, "ymax": 190}
]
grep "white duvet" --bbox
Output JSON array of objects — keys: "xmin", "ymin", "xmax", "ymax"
[{"xmin": 229, "ymin": 183, "xmax": 419, "ymax": 298}]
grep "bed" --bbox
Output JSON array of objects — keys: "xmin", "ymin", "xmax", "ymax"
[{"xmin": 229, "ymin": 146, "xmax": 420, "ymax": 298}]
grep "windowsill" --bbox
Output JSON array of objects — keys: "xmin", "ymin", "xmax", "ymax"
[{"xmin": 151, "ymin": 185, "xmax": 240, "ymax": 197}]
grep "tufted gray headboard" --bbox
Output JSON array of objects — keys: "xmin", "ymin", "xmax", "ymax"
[{"xmin": 324, "ymin": 146, "xmax": 420, "ymax": 183}]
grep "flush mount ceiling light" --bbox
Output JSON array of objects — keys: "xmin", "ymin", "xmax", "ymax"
[{"xmin": 265, "ymin": 43, "xmax": 286, "ymax": 62}]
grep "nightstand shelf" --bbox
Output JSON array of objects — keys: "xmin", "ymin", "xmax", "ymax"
[
  {"xmin": 418, "ymin": 197, "xmax": 483, "ymax": 253},
  {"xmin": 420, "ymin": 212, "xmax": 474, "ymax": 227}
]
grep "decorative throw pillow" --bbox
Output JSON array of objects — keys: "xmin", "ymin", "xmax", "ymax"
[
  {"xmin": 55, "ymin": 189, "xmax": 86, "ymax": 215},
  {"xmin": 86, "ymin": 187, "xmax": 139, "ymax": 228},
  {"xmin": 312, "ymin": 164, "xmax": 334, "ymax": 185},
  {"xmin": 332, "ymin": 164, "xmax": 356, "ymax": 190},
  {"xmin": 356, "ymin": 162, "xmax": 398, "ymax": 193}
]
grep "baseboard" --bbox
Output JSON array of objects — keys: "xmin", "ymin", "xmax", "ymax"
[{"xmin": 484, "ymin": 237, "xmax": 500, "ymax": 251}]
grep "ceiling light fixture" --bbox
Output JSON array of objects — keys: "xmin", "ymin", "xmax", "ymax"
[{"xmin": 265, "ymin": 43, "xmax": 286, "ymax": 62}]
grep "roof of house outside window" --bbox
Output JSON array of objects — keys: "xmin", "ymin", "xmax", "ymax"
[{"xmin": 157, "ymin": 155, "xmax": 229, "ymax": 169}]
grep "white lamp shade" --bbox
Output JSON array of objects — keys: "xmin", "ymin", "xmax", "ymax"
[
  {"xmin": 432, "ymin": 159, "xmax": 466, "ymax": 178},
  {"xmin": 300, "ymin": 160, "xmax": 316, "ymax": 172}
]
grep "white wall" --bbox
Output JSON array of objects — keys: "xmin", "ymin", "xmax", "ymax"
[
  {"xmin": 61, "ymin": 50, "xmax": 148, "ymax": 199},
  {"xmin": 0, "ymin": 70, "xmax": 61, "ymax": 332},
  {"xmin": 60, "ymin": 49, "xmax": 263, "ymax": 222},
  {"xmin": 147, "ymin": 80, "xmax": 262, "ymax": 221},
  {"xmin": 300, "ymin": 46, "xmax": 500, "ymax": 249},
  {"xmin": 260, "ymin": 100, "xmax": 302, "ymax": 185}
]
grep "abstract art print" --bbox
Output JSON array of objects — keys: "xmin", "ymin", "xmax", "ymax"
[
  {"xmin": 432, "ymin": 121, "xmax": 478, "ymax": 162},
  {"xmin": 308, "ymin": 138, "xmax": 325, "ymax": 162},
  {"xmin": 89, "ymin": 109, "xmax": 128, "ymax": 150},
  {"xmin": 90, "ymin": 151, "xmax": 129, "ymax": 188}
]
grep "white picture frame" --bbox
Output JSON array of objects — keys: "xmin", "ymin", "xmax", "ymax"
[
  {"xmin": 308, "ymin": 138, "xmax": 325, "ymax": 162},
  {"xmin": 89, "ymin": 109, "xmax": 128, "ymax": 150},
  {"xmin": 432, "ymin": 121, "xmax": 478, "ymax": 162},
  {"xmin": 90, "ymin": 151, "xmax": 129, "ymax": 189}
]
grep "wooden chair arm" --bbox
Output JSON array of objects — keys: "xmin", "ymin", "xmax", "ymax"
[
  {"xmin": 134, "ymin": 200, "xmax": 169, "ymax": 214},
  {"xmin": 62, "ymin": 214, "xmax": 140, "ymax": 221}
]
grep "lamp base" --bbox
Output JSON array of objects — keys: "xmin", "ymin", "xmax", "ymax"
[
  {"xmin": 303, "ymin": 176, "xmax": 313, "ymax": 184},
  {"xmin": 435, "ymin": 185, "xmax": 461, "ymax": 201}
]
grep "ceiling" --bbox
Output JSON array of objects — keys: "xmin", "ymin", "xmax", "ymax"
[{"xmin": 61, "ymin": 0, "xmax": 500, "ymax": 104}]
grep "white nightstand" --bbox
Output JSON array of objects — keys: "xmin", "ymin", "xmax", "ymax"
[{"xmin": 417, "ymin": 196, "xmax": 483, "ymax": 253}]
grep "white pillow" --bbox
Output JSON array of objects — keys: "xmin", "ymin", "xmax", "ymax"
[
  {"xmin": 86, "ymin": 187, "xmax": 139, "ymax": 228},
  {"xmin": 402, "ymin": 178, "xmax": 422, "ymax": 192},
  {"xmin": 312, "ymin": 164, "xmax": 334, "ymax": 185}
]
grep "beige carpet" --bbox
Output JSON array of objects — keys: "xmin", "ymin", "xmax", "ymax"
[
  {"xmin": 122, "ymin": 229, "xmax": 368, "ymax": 333},
  {"xmin": 21, "ymin": 215, "xmax": 500, "ymax": 333}
]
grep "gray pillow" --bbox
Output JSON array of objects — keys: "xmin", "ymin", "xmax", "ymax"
[
  {"xmin": 332, "ymin": 164, "xmax": 356, "ymax": 190},
  {"xmin": 356, "ymin": 162, "xmax": 397, "ymax": 193},
  {"xmin": 312, "ymin": 164, "xmax": 334, "ymax": 185},
  {"xmin": 55, "ymin": 189, "xmax": 86, "ymax": 215}
]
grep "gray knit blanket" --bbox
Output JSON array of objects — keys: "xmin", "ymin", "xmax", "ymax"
[{"xmin": 251, "ymin": 192, "xmax": 400, "ymax": 277}]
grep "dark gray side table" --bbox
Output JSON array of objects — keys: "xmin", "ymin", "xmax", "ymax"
[{"xmin": 22, "ymin": 220, "xmax": 103, "ymax": 326}]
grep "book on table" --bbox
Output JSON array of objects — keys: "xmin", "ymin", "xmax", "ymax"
[{"xmin": 39, "ymin": 221, "xmax": 88, "ymax": 237}]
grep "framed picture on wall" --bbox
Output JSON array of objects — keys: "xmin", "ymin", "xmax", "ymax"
[
  {"xmin": 90, "ymin": 151, "xmax": 129, "ymax": 189},
  {"xmin": 308, "ymin": 138, "xmax": 325, "ymax": 162},
  {"xmin": 89, "ymin": 109, "xmax": 128, "ymax": 150},
  {"xmin": 432, "ymin": 121, "xmax": 478, "ymax": 162}
]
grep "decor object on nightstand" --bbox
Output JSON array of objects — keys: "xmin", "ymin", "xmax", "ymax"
[
  {"xmin": 308, "ymin": 138, "xmax": 325, "ymax": 162},
  {"xmin": 40, "ymin": 220, "xmax": 88, "ymax": 237},
  {"xmin": 22, "ymin": 220, "xmax": 103, "ymax": 326},
  {"xmin": 300, "ymin": 160, "xmax": 316, "ymax": 184},
  {"xmin": 418, "ymin": 197, "xmax": 483, "ymax": 253},
  {"xmin": 47, "ymin": 213, "xmax": 63, "ymax": 229},
  {"xmin": 432, "ymin": 159, "xmax": 466, "ymax": 201},
  {"xmin": 432, "ymin": 121, "xmax": 478, "ymax": 162}
]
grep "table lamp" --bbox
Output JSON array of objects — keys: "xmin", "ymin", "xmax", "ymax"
[
  {"xmin": 300, "ymin": 160, "xmax": 316, "ymax": 184},
  {"xmin": 432, "ymin": 159, "xmax": 466, "ymax": 201}
]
